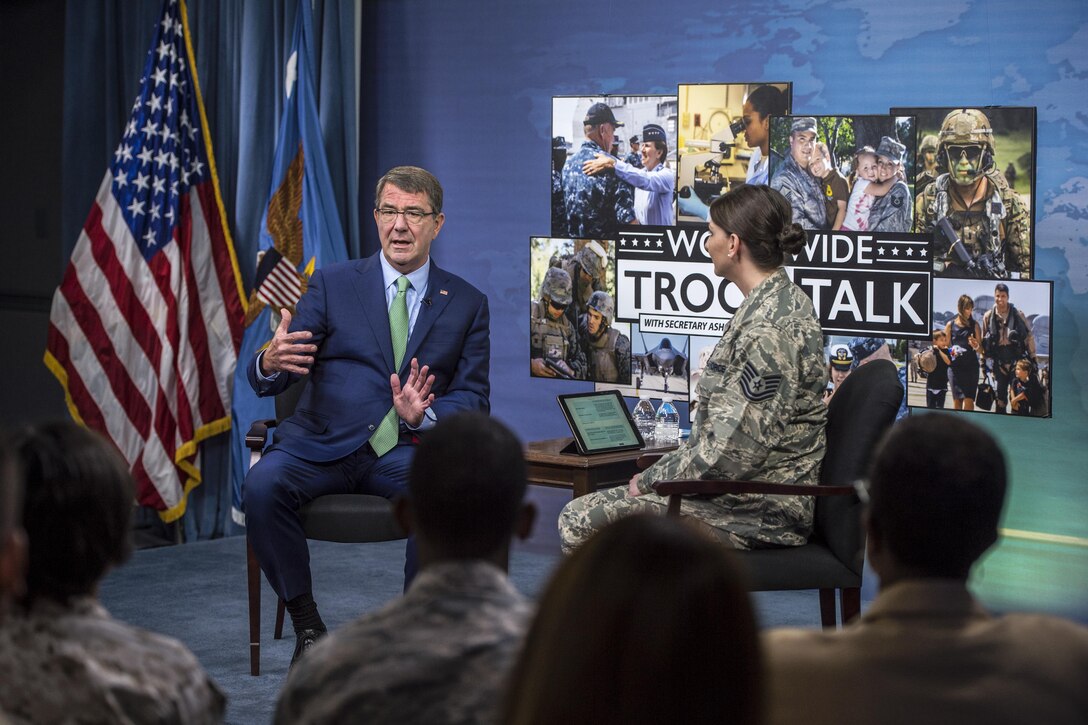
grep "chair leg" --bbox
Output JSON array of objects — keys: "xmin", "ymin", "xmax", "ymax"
[
  {"xmin": 275, "ymin": 598, "xmax": 286, "ymax": 640},
  {"xmin": 246, "ymin": 536, "xmax": 262, "ymax": 676},
  {"xmin": 840, "ymin": 587, "xmax": 861, "ymax": 625},
  {"xmin": 818, "ymin": 588, "xmax": 837, "ymax": 629}
]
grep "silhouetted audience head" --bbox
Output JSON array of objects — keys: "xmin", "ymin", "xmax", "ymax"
[
  {"xmin": 16, "ymin": 422, "xmax": 134, "ymax": 604},
  {"xmin": 867, "ymin": 415, "xmax": 1006, "ymax": 581},
  {"xmin": 502, "ymin": 514, "xmax": 762, "ymax": 725},
  {"xmin": 0, "ymin": 434, "xmax": 27, "ymax": 609},
  {"xmin": 401, "ymin": 412, "xmax": 533, "ymax": 563}
]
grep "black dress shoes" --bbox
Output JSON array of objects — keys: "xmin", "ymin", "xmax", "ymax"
[{"xmin": 291, "ymin": 627, "xmax": 327, "ymax": 667}]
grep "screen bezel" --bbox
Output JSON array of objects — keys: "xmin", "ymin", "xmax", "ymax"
[{"xmin": 556, "ymin": 390, "xmax": 645, "ymax": 455}]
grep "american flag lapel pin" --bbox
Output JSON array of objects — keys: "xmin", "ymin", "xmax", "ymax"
[{"xmin": 440, "ymin": 289, "xmax": 448, "ymax": 295}]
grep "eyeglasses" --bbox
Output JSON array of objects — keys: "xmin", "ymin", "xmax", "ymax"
[
  {"xmin": 376, "ymin": 207, "xmax": 437, "ymax": 226},
  {"xmin": 945, "ymin": 144, "xmax": 983, "ymax": 165}
]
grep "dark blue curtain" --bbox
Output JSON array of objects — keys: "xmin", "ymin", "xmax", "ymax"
[{"xmin": 61, "ymin": 0, "xmax": 359, "ymax": 540}]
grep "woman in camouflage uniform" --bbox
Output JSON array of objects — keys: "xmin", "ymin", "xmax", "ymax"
[{"xmin": 559, "ymin": 185, "xmax": 828, "ymax": 552}]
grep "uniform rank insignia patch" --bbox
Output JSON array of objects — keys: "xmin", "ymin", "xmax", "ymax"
[{"xmin": 740, "ymin": 362, "xmax": 782, "ymax": 402}]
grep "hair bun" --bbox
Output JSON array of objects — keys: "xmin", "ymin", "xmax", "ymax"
[{"xmin": 776, "ymin": 223, "xmax": 807, "ymax": 256}]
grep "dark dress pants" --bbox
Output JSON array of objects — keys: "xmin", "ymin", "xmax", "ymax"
[{"xmin": 243, "ymin": 440, "xmax": 416, "ymax": 602}]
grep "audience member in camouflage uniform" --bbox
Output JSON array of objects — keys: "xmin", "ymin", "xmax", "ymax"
[
  {"xmin": 504, "ymin": 515, "xmax": 763, "ymax": 725},
  {"xmin": 916, "ymin": 109, "xmax": 1031, "ymax": 278},
  {"xmin": 276, "ymin": 413, "xmax": 536, "ymax": 725},
  {"xmin": 0, "ymin": 423, "xmax": 224, "ymax": 725},
  {"xmin": 867, "ymin": 136, "xmax": 913, "ymax": 233},
  {"xmin": 578, "ymin": 291, "xmax": 631, "ymax": 383},
  {"xmin": 770, "ymin": 116, "xmax": 827, "ymax": 229},
  {"xmin": 559, "ymin": 185, "xmax": 827, "ymax": 553},
  {"xmin": 561, "ymin": 102, "xmax": 637, "ymax": 238},
  {"xmin": 530, "ymin": 267, "xmax": 585, "ymax": 379}
]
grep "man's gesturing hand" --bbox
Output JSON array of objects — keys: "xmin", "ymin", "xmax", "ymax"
[
  {"xmin": 259, "ymin": 309, "xmax": 317, "ymax": 376},
  {"xmin": 390, "ymin": 358, "xmax": 436, "ymax": 427}
]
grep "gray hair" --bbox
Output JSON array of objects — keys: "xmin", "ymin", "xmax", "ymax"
[{"xmin": 374, "ymin": 166, "xmax": 444, "ymax": 214}]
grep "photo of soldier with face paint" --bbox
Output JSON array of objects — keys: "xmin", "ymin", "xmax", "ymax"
[{"xmin": 893, "ymin": 106, "xmax": 1036, "ymax": 280}]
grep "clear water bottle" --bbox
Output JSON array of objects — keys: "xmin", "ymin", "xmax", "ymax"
[
  {"xmin": 632, "ymin": 395, "xmax": 657, "ymax": 444},
  {"xmin": 654, "ymin": 395, "xmax": 680, "ymax": 445}
]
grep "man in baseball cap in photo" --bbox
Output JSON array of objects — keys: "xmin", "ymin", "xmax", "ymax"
[{"xmin": 561, "ymin": 101, "xmax": 636, "ymax": 237}]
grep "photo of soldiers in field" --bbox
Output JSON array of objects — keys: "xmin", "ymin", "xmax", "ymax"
[
  {"xmin": 892, "ymin": 106, "xmax": 1036, "ymax": 280},
  {"xmin": 529, "ymin": 237, "xmax": 630, "ymax": 384},
  {"xmin": 768, "ymin": 115, "xmax": 916, "ymax": 233}
]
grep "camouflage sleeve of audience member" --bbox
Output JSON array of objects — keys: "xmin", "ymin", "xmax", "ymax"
[{"xmin": 638, "ymin": 322, "xmax": 800, "ymax": 491}]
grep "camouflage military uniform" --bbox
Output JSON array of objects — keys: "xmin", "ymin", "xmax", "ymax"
[
  {"xmin": 275, "ymin": 561, "xmax": 531, "ymax": 725},
  {"xmin": 530, "ymin": 299, "xmax": 585, "ymax": 379},
  {"xmin": 623, "ymin": 150, "xmax": 642, "ymax": 169},
  {"xmin": 770, "ymin": 152, "xmax": 827, "ymax": 229},
  {"xmin": 559, "ymin": 269, "xmax": 828, "ymax": 553},
  {"xmin": 0, "ymin": 596, "xmax": 225, "ymax": 724},
  {"xmin": 578, "ymin": 314, "xmax": 631, "ymax": 383},
  {"xmin": 562, "ymin": 140, "xmax": 636, "ymax": 238},
  {"xmin": 551, "ymin": 169, "xmax": 567, "ymax": 237},
  {"xmin": 868, "ymin": 179, "xmax": 913, "ymax": 233},
  {"xmin": 917, "ymin": 170, "xmax": 1030, "ymax": 277}
]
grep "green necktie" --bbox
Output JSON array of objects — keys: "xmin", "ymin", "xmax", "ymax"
[{"xmin": 371, "ymin": 275, "xmax": 410, "ymax": 456}]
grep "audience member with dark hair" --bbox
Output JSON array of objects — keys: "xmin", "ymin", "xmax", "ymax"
[
  {"xmin": 0, "ymin": 422, "xmax": 225, "ymax": 724},
  {"xmin": 503, "ymin": 514, "xmax": 763, "ymax": 725},
  {"xmin": 0, "ymin": 435, "xmax": 26, "ymax": 620},
  {"xmin": 764, "ymin": 415, "xmax": 1088, "ymax": 725},
  {"xmin": 276, "ymin": 412, "xmax": 536, "ymax": 725},
  {"xmin": 560, "ymin": 184, "xmax": 827, "ymax": 553}
]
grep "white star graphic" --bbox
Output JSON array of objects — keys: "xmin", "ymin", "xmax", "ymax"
[
  {"xmin": 133, "ymin": 172, "xmax": 150, "ymax": 191},
  {"xmin": 891, "ymin": 247, "xmax": 900, "ymax": 256},
  {"xmin": 161, "ymin": 15, "xmax": 174, "ymax": 34},
  {"xmin": 164, "ymin": 97, "xmax": 174, "ymax": 116},
  {"xmin": 878, "ymin": 246, "xmax": 886, "ymax": 255},
  {"xmin": 656, "ymin": 239, "xmax": 663, "ymax": 248},
  {"xmin": 149, "ymin": 94, "xmax": 162, "ymax": 113},
  {"xmin": 169, "ymin": 71, "xmax": 179, "ymax": 88},
  {"xmin": 165, "ymin": 206, "xmax": 175, "ymax": 224},
  {"xmin": 160, "ymin": 125, "xmax": 174, "ymax": 144},
  {"xmin": 125, "ymin": 119, "xmax": 137, "ymax": 137},
  {"xmin": 643, "ymin": 239, "xmax": 651, "ymax": 248},
  {"xmin": 156, "ymin": 40, "xmax": 170, "ymax": 59},
  {"xmin": 153, "ymin": 177, "xmax": 166, "ymax": 195},
  {"xmin": 190, "ymin": 159, "xmax": 203, "ymax": 178},
  {"xmin": 113, "ymin": 145, "xmax": 126, "ymax": 163},
  {"xmin": 113, "ymin": 169, "xmax": 128, "ymax": 187},
  {"xmin": 127, "ymin": 198, "xmax": 145, "ymax": 216},
  {"xmin": 154, "ymin": 149, "xmax": 169, "ymax": 168},
  {"xmin": 150, "ymin": 205, "xmax": 161, "ymax": 221},
  {"xmin": 152, "ymin": 67, "xmax": 167, "ymax": 86},
  {"xmin": 168, "ymin": 153, "xmax": 179, "ymax": 172},
  {"xmin": 137, "ymin": 147, "xmax": 153, "ymax": 166},
  {"xmin": 144, "ymin": 228, "xmax": 157, "ymax": 247},
  {"xmin": 920, "ymin": 248, "xmax": 928, "ymax": 257},
  {"xmin": 141, "ymin": 120, "xmax": 158, "ymax": 138}
]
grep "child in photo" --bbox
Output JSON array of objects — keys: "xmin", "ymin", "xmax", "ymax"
[
  {"xmin": 925, "ymin": 329, "xmax": 953, "ymax": 409},
  {"xmin": 841, "ymin": 147, "xmax": 898, "ymax": 232},
  {"xmin": 1009, "ymin": 359, "xmax": 1044, "ymax": 416}
]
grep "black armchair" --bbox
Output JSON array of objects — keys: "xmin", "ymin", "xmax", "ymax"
[
  {"xmin": 242, "ymin": 379, "xmax": 406, "ymax": 675},
  {"xmin": 648, "ymin": 359, "xmax": 903, "ymax": 627}
]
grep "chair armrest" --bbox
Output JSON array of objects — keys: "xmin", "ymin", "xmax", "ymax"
[
  {"xmin": 245, "ymin": 419, "xmax": 277, "ymax": 451},
  {"xmin": 636, "ymin": 452, "xmax": 665, "ymax": 470},
  {"xmin": 651, "ymin": 479, "xmax": 856, "ymax": 497}
]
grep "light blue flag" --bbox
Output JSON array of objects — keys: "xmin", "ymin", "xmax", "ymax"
[{"xmin": 230, "ymin": 3, "xmax": 348, "ymax": 525}]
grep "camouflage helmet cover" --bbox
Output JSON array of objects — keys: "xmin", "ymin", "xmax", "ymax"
[
  {"xmin": 919, "ymin": 134, "xmax": 939, "ymax": 153},
  {"xmin": 938, "ymin": 109, "xmax": 994, "ymax": 152},
  {"xmin": 586, "ymin": 290, "xmax": 615, "ymax": 327},
  {"xmin": 540, "ymin": 266, "xmax": 573, "ymax": 305}
]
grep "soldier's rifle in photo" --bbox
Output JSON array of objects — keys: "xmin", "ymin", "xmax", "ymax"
[{"xmin": 936, "ymin": 217, "xmax": 1007, "ymax": 279}]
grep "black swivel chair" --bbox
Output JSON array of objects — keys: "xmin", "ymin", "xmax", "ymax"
[
  {"xmin": 648, "ymin": 359, "xmax": 903, "ymax": 627},
  {"xmin": 243, "ymin": 379, "xmax": 406, "ymax": 675}
]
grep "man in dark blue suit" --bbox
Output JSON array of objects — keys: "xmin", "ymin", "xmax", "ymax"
[{"xmin": 244, "ymin": 166, "xmax": 490, "ymax": 664}]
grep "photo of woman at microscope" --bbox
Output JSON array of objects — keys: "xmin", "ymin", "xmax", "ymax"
[{"xmin": 676, "ymin": 82, "xmax": 792, "ymax": 222}]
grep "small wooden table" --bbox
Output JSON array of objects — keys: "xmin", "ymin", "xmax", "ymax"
[{"xmin": 524, "ymin": 437, "xmax": 679, "ymax": 498}]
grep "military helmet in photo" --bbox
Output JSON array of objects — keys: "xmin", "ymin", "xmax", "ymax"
[
  {"xmin": 540, "ymin": 266, "xmax": 573, "ymax": 306},
  {"xmin": 919, "ymin": 134, "xmax": 939, "ymax": 154},
  {"xmin": 938, "ymin": 109, "xmax": 995, "ymax": 182},
  {"xmin": 586, "ymin": 290, "xmax": 615, "ymax": 327}
]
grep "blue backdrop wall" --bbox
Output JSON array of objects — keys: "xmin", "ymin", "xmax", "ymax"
[{"xmin": 358, "ymin": 0, "xmax": 1088, "ymax": 618}]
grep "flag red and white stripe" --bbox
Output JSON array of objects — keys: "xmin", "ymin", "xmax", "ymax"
[{"xmin": 44, "ymin": 0, "xmax": 245, "ymax": 521}]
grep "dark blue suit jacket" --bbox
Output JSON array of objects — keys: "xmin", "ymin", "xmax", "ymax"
[{"xmin": 247, "ymin": 254, "xmax": 490, "ymax": 462}]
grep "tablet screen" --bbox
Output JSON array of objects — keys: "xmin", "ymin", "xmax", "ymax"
[{"xmin": 557, "ymin": 390, "xmax": 644, "ymax": 455}]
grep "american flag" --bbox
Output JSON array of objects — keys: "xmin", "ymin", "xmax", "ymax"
[{"xmin": 44, "ymin": 0, "xmax": 245, "ymax": 521}]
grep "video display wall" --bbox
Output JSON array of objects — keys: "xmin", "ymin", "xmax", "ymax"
[{"xmin": 534, "ymin": 85, "xmax": 1051, "ymax": 418}]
